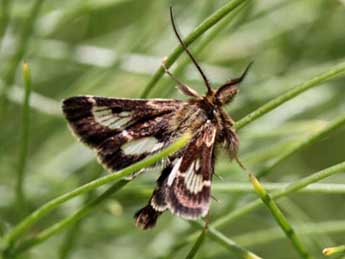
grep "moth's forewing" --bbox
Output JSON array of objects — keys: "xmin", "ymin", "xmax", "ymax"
[{"xmin": 62, "ymin": 96, "xmax": 181, "ymax": 173}]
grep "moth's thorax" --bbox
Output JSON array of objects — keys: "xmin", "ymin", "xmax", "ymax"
[
  {"xmin": 169, "ymin": 97, "xmax": 235, "ymax": 143},
  {"xmin": 194, "ymin": 96, "xmax": 239, "ymax": 153},
  {"xmin": 170, "ymin": 101, "xmax": 207, "ymax": 135}
]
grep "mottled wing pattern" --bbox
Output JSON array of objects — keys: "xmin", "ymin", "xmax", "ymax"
[
  {"xmin": 135, "ymin": 121, "xmax": 216, "ymax": 229},
  {"xmin": 62, "ymin": 96, "xmax": 183, "ymax": 173}
]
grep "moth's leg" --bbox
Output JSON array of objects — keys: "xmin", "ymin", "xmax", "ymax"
[
  {"xmin": 204, "ymin": 212, "xmax": 210, "ymax": 228},
  {"xmin": 161, "ymin": 59, "xmax": 200, "ymax": 98}
]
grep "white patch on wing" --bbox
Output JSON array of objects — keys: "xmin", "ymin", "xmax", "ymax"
[
  {"xmin": 121, "ymin": 137, "xmax": 162, "ymax": 155},
  {"xmin": 150, "ymin": 198, "xmax": 167, "ymax": 212},
  {"xmin": 92, "ymin": 106, "xmax": 131, "ymax": 129},
  {"xmin": 184, "ymin": 159, "xmax": 204, "ymax": 194},
  {"xmin": 167, "ymin": 158, "xmax": 182, "ymax": 186}
]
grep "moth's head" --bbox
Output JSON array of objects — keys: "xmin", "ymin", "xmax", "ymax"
[
  {"xmin": 214, "ymin": 83, "xmax": 239, "ymax": 106},
  {"xmin": 212, "ymin": 62, "xmax": 253, "ymax": 106}
]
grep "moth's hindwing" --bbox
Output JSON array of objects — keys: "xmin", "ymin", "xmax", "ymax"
[
  {"xmin": 165, "ymin": 121, "xmax": 217, "ymax": 219},
  {"xmin": 135, "ymin": 121, "xmax": 216, "ymax": 229},
  {"xmin": 62, "ymin": 96, "xmax": 182, "ymax": 173}
]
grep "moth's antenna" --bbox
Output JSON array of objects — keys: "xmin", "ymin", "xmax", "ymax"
[
  {"xmin": 218, "ymin": 61, "xmax": 253, "ymax": 91},
  {"xmin": 169, "ymin": 6, "xmax": 212, "ymax": 93}
]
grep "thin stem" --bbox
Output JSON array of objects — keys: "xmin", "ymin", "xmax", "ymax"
[
  {"xmin": 140, "ymin": 0, "xmax": 251, "ymax": 98},
  {"xmin": 2, "ymin": 134, "xmax": 190, "ymax": 249},
  {"xmin": 234, "ymin": 220, "xmax": 345, "ymax": 247},
  {"xmin": 184, "ymin": 225, "xmax": 207, "ymax": 259},
  {"xmin": 58, "ymin": 221, "xmax": 81, "ymax": 259},
  {"xmin": 249, "ymin": 174, "xmax": 312, "ymax": 259},
  {"xmin": 212, "ymin": 161, "xmax": 345, "ymax": 228},
  {"xmin": 190, "ymin": 221, "xmax": 262, "ymax": 259},
  {"xmin": 15, "ymin": 62, "xmax": 31, "ymax": 217},
  {"xmin": 234, "ymin": 60, "xmax": 345, "ymax": 130},
  {"xmin": 207, "ymin": 226, "xmax": 262, "ymax": 259},
  {"xmin": 212, "ymin": 182, "xmax": 345, "ymax": 194},
  {"xmin": 13, "ymin": 180, "xmax": 129, "ymax": 254}
]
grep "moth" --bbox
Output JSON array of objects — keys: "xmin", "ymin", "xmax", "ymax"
[{"xmin": 62, "ymin": 7, "xmax": 251, "ymax": 229}]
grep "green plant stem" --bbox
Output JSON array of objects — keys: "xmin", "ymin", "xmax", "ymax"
[
  {"xmin": 277, "ymin": 198, "xmax": 330, "ymax": 250},
  {"xmin": 207, "ymin": 226, "xmax": 262, "ymax": 259},
  {"xmin": 257, "ymin": 113, "xmax": 345, "ymax": 177},
  {"xmin": 58, "ymin": 220, "xmax": 81, "ymax": 259},
  {"xmin": 13, "ymin": 180, "xmax": 129, "ymax": 255},
  {"xmin": 234, "ymin": 61, "xmax": 345, "ymax": 130},
  {"xmin": 140, "ymin": 0, "xmax": 251, "ymax": 98},
  {"xmin": 15, "ymin": 62, "xmax": 31, "ymax": 218},
  {"xmin": 184, "ymin": 225, "xmax": 207, "ymax": 259},
  {"xmin": 1, "ymin": 134, "xmax": 190, "ymax": 249},
  {"xmin": 0, "ymin": 0, "xmax": 45, "ymax": 119},
  {"xmin": 190, "ymin": 222, "xmax": 262, "ymax": 259},
  {"xmin": 213, "ymin": 182, "xmax": 345, "ymax": 194},
  {"xmin": 234, "ymin": 220, "xmax": 345, "ymax": 247},
  {"xmin": 207, "ymin": 227, "xmax": 262, "ymax": 259},
  {"xmin": 323, "ymin": 245, "xmax": 345, "ymax": 256},
  {"xmin": 249, "ymin": 174, "xmax": 312, "ymax": 259},
  {"xmin": 212, "ymin": 161, "xmax": 345, "ymax": 229}
]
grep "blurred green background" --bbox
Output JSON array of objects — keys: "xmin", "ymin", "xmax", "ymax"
[{"xmin": 0, "ymin": 0, "xmax": 345, "ymax": 258}]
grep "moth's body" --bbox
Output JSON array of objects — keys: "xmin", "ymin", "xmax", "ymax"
[{"xmin": 62, "ymin": 7, "xmax": 251, "ymax": 229}]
